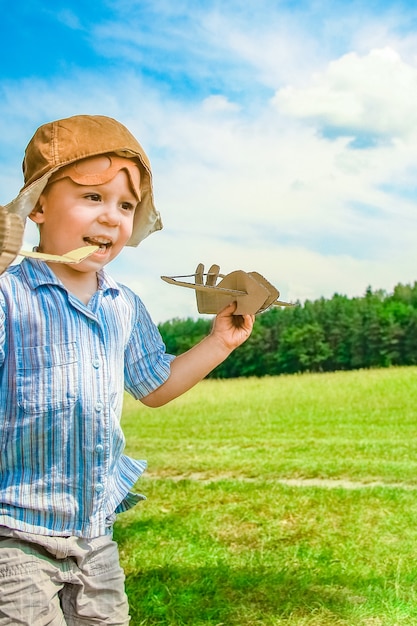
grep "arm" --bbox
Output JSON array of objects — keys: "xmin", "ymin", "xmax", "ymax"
[{"xmin": 141, "ymin": 302, "xmax": 255, "ymax": 407}]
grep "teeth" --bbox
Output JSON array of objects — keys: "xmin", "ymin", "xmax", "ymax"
[{"xmin": 84, "ymin": 237, "xmax": 112, "ymax": 248}]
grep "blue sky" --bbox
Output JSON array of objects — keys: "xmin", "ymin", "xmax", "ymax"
[{"xmin": 1, "ymin": 0, "xmax": 417, "ymax": 322}]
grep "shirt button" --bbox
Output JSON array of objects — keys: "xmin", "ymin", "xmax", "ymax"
[
  {"xmin": 95, "ymin": 444, "xmax": 104, "ymax": 454},
  {"xmin": 95, "ymin": 483, "xmax": 104, "ymax": 493},
  {"xmin": 95, "ymin": 402, "xmax": 103, "ymax": 412},
  {"xmin": 92, "ymin": 359, "xmax": 100, "ymax": 369}
]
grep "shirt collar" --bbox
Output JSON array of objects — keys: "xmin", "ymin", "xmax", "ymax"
[{"xmin": 19, "ymin": 258, "xmax": 121, "ymax": 295}]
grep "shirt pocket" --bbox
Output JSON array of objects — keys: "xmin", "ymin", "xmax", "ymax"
[{"xmin": 16, "ymin": 342, "xmax": 78, "ymax": 414}]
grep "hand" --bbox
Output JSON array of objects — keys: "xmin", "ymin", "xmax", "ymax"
[
  {"xmin": 210, "ymin": 302, "xmax": 255, "ymax": 352},
  {"xmin": 141, "ymin": 302, "xmax": 255, "ymax": 408}
]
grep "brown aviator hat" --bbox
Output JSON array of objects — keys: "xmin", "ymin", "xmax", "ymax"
[{"xmin": 4, "ymin": 114, "xmax": 162, "ymax": 247}]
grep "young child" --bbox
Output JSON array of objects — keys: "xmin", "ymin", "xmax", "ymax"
[{"xmin": 0, "ymin": 115, "xmax": 254, "ymax": 625}]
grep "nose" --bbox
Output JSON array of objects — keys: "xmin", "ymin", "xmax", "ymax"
[{"xmin": 98, "ymin": 202, "xmax": 121, "ymax": 226}]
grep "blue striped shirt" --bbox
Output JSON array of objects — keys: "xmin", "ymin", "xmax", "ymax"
[{"xmin": 0, "ymin": 259, "xmax": 174, "ymax": 538}]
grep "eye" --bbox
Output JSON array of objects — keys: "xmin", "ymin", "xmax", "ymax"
[
  {"xmin": 85, "ymin": 193, "xmax": 102, "ymax": 202},
  {"xmin": 121, "ymin": 201, "xmax": 136, "ymax": 212}
]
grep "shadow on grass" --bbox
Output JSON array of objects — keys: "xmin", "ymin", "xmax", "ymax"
[
  {"xmin": 125, "ymin": 565, "xmax": 338, "ymax": 625},
  {"xmin": 115, "ymin": 520, "xmax": 369, "ymax": 626}
]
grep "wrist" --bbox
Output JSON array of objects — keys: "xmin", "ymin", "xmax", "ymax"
[{"xmin": 206, "ymin": 331, "xmax": 234, "ymax": 359}]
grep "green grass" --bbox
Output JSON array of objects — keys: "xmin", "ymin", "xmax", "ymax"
[{"xmin": 115, "ymin": 367, "xmax": 417, "ymax": 625}]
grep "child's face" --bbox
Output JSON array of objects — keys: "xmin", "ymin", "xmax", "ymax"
[{"xmin": 31, "ymin": 169, "xmax": 138, "ymax": 273}]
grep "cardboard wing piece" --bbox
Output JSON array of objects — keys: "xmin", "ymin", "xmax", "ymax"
[
  {"xmin": 19, "ymin": 246, "xmax": 99, "ymax": 263},
  {"xmin": 161, "ymin": 263, "xmax": 294, "ymax": 315},
  {"xmin": 0, "ymin": 204, "xmax": 99, "ymax": 276}
]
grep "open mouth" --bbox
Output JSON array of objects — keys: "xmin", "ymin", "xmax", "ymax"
[{"xmin": 83, "ymin": 237, "xmax": 112, "ymax": 250}]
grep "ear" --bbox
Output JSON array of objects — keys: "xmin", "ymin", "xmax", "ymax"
[{"xmin": 29, "ymin": 196, "xmax": 46, "ymax": 224}]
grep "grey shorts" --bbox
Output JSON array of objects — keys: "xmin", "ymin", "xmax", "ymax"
[{"xmin": 0, "ymin": 528, "xmax": 130, "ymax": 625}]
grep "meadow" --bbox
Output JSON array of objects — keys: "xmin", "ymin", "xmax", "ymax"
[{"xmin": 115, "ymin": 366, "xmax": 417, "ymax": 625}]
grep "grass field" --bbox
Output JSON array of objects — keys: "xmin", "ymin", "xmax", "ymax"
[{"xmin": 115, "ymin": 366, "xmax": 417, "ymax": 625}]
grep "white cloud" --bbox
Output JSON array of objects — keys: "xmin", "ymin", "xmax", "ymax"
[
  {"xmin": 273, "ymin": 47, "xmax": 417, "ymax": 141},
  {"xmin": 201, "ymin": 95, "xmax": 241, "ymax": 114},
  {"xmin": 55, "ymin": 9, "xmax": 84, "ymax": 30}
]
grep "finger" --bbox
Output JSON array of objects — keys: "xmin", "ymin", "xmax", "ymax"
[
  {"xmin": 237, "ymin": 313, "xmax": 255, "ymax": 331},
  {"xmin": 217, "ymin": 301, "xmax": 237, "ymax": 316},
  {"xmin": 231, "ymin": 313, "xmax": 251, "ymax": 329}
]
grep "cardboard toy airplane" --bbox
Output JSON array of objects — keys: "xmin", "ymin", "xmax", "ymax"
[
  {"xmin": 0, "ymin": 205, "xmax": 99, "ymax": 275},
  {"xmin": 161, "ymin": 263, "xmax": 294, "ymax": 315}
]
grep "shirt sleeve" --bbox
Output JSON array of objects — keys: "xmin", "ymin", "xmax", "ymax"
[
  {"xmin": 0, "ymin": 291, "xmax": 5, "ymax": 368},
  {"xmin": 124, "ymin": 292, "xmax": 175, "ymax": 399}
]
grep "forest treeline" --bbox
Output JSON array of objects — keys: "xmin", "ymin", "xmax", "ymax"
[{"xmin": 158, "ymin": 281, "xmax": 417, "ymax": 378}]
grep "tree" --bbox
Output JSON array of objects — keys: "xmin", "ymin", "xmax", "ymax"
[
  {"xmin": 277, "ymin": 323, "xmax": 332, "ymax": 374},
  {"xmin": 157, "ymin": 281, "xmax": 417, "ymax": 378}
]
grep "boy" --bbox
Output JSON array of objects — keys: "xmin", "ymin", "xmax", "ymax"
[{"xmin": 0, "ymin": 115, "xmax": 254, "ymax": 625}]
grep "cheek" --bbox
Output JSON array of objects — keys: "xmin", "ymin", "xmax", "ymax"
[{"xmin": 122, "ymin": 213, "xmax": 135, "ymax": 237}]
